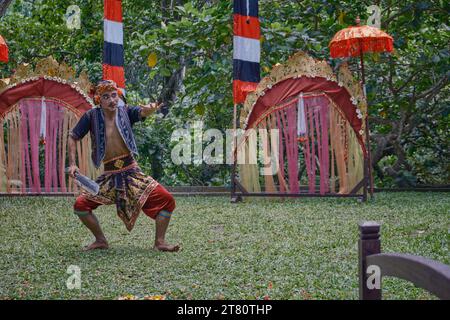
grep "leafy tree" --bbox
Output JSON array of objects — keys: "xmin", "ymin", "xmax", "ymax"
[{"xmin": 0, "ymin": 0, "xmax": 448, "ymax": 186}]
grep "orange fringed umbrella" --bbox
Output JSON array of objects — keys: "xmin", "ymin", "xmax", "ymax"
[
  {"xmin": 0, "ymin": 35, "xmax": 8, "ymax": 63},
  {"xmin": 329, "ymin": 16, "xmax": 394, "ymax": 84},
  {"xmin": 329, "ymin": 17, "xmax": 394, "ymax": 198},
  {"xmin": 329, "ymin": 22, "xmax": 393, "ymax": 59},
  {"xmin": 329, "ymin": 17, "xmax": 393, "ymax": 85}
]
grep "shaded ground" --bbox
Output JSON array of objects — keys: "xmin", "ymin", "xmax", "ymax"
[{"xmin": 0, "ymin": 192, "xmax": 448, "ymax": 299}]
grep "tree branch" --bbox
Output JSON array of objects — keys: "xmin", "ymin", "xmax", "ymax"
[
  {"xmin": 414, "ymin": 74, "xmax": 449, "ymax": 100},
  {"xmin": 393, "ymin": 70, "xmax": 421, "ymax": 95},
  {"xmin": 382, "ymin": 4, "xmax": 414, "ymax": 28}
]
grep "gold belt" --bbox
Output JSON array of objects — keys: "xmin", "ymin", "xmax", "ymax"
[{"xmin": 103, "ymin": 154, "xmax": 136, "ymax": 172}]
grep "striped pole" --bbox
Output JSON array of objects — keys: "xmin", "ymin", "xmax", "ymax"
[
  {"xmin": 103, "ymin": 0, "xmax": 125, "ymax": 92},
  {"xmin": 232, "ymin": 0, "xmax": 260, "ymax": 104},
  {"xmin": 0, "ymin": 35, "xmax": 8, "ymax": 63},
  {"xmin": 231, "ymin": 1, "xmax": 260, "ymax": 201}
]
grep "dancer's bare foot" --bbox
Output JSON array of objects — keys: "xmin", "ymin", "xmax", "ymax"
[
  {"xmin": 154, "ymin": 241, "xmax": 180, "ymax": 252},
  {"xmin": 83, "ymin": 239, "xmax": 109, "ymax": 251}
]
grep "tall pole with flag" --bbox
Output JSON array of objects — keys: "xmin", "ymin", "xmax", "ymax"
[
  {"xmin": 0, "ymin": 35, "xmax": 8, "ymax": 63},
  {"xmin": 103, "ymin": 0, "xmax": 125, "ymax": 94},
  {"xmin": 233, "ymin": 0, "xmax": 260, "ymax": 103},
  {"xmin": 231, "ymin": 0, "xmax": 260, "ymax": 202}
]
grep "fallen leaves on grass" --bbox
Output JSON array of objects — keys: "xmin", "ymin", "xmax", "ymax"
[
  {"xmin": 144, "ymin": 295, "xmax": 166, "ymax": 300},
  {"xmin": 118, "ymin": 294, "xmax": 166, "ymax": 300},
  {"xmin": 300, "ymin": 289, "xmax": 312, "ymax": 300}
]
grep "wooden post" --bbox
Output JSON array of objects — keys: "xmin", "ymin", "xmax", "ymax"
[
  {"xmin": 231, "ymin": 103, "xmax": 239, "ymax": 203},
  {"xmin": 357, "ymin": 25, "xmax": 374, "ymax": 199},
  {"xmin": 359, "ymin": 221, "xmax": 381, "ymax": 300},
  {"xmin": 363, "ymin": 156, "xmax": 368, "ymax": 202}
]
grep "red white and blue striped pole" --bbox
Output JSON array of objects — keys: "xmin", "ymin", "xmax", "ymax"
[
  {"xmin": 0, "ymin": 35, "xmax": 8, "ymax": 63},
  {"xmin": 233, "ymin": 0, "xmax": 260, "ymax": 104},
  {"xmin": 103, "ymin": 0, "xmax": 125, "ymax": 94},
  {"xmin": 231, "ymin": 0, "xmax": 260, "ymax": 201}
]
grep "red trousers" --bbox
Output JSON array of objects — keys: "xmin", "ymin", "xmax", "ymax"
[{"xmin": 73, "ymin": 184, "xmax": 176, "ymax": 220}]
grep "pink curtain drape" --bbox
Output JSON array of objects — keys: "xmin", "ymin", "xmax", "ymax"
[
  {"xmin": 276, "ymin": 113, "xmax": 287, "ymax": 193},
  {"xmin": 302, "ymin": 95, "xmax": 330, "ymax": 195},
  {"xmin": 19, "ymin": 99, "xmax": 42, "ymax": 193},
  {"xmin": 277, "ymin": 104, "xmax": 300, "ymax": 194},
  {"xmin": 271, "ymin": 94, "xmax": 331, "ymax": 195},
  {"xmin": 44, "ymin": 100, "xmax": 65, "ymax": 192},
  {"xmin": 18, "ymin": 98, "xmax": 67, "ymax": 193}
]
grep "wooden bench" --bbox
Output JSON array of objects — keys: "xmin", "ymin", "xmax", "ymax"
[{"xmin": 358, "ymin": 221, "xmax": 450, "ymax": 300}]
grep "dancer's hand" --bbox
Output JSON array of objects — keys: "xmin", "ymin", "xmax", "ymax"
[
  {"xmin": 140, "ymin": 102, "xmax": 163, "ymax": 117},
  {"xmin": 68, "ymin": 164, "xmax": 79, "ymax": 178}
]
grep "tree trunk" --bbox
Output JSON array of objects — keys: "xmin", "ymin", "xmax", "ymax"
[
  {"xmin": 157, "ymin": 58, "xmax": 186, "ymax": 116},
  {"xmin": 0, "ymin": 0, "xmax": 13, "ymax": 17}
]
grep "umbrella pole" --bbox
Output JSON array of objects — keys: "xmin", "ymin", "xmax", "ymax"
[
  {"xmin": 231, "ymin": 103, "xmax": 239, "ymax": 202},
  {"xmin": 360, "ymin": 51, "xmax": 374, "ymax": 199}
]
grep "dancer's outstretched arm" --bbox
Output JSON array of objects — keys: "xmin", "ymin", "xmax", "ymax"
[{"xmin": 140, "ymin": 102, "xmax": 163, "ymax": 118}]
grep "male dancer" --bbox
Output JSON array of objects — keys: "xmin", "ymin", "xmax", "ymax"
[{"xmin": 68, "ymin": 80, "xmax": 179, "ymax": 252}]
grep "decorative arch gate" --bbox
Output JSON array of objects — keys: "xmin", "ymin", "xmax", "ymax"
[
  {"xmin": 0, "ymin": 57, "xmax": 101, "ymax": 194},
  {"xmin": 232, "ymin": 52, "xmax": 370, "ymax": 201}
]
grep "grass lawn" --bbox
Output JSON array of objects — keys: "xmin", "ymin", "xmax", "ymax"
[{"xmin": 0, "ymin": 192, "xmax": 448, "ymax": 300}]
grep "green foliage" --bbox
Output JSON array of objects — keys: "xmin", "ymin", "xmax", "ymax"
[
  {"xmin": 0, "ymin": 0, "xmax": 103, "ymax": 80},
  {"xmin": 0, "ymin": 0, "xmax": 448, "ymax": 186}
]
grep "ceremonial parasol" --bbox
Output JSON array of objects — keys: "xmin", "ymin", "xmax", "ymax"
[
  {"xmin": 0, "ymin": 35, "xmax": 8, "ymax": 63},
  {"xmin": 329, "ymin": 16, "xmax": 393, "ymax": 82},
  {"xmin": 329, "ymin": 16, "xmax": 394, "ymax": 198}
]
